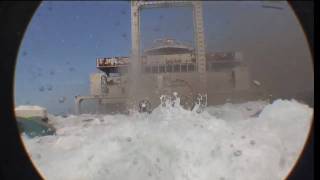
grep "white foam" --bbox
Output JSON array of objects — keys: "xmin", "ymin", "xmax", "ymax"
[
  {"xmin": 21, "ymin": 99, "xmax": 313, "ymax": 180},
  {"xmin": 15, "ymin": 105, "xmax": 46, "ymax": 111},
  {"xmin": 15, "ymin": 105, "xmax": 47, "ymax": 118}
]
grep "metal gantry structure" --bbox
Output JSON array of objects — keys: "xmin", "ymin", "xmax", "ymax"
[
  {"xmin": 75, "ymin": 1, "xmax": 208, "ymax": 114},
  {"xmin": 131, "ymin": 0, "xmax": 207, "ymax": 92}
]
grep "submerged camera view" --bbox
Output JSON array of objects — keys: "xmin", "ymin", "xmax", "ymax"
[{"xmin": 15, "ymin": 1, "xmax": 313, "ymax": 180}]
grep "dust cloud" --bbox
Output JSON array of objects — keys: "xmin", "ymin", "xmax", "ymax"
[{"xmin": 139, "ymin": 1, "xmax": 313, "ymax": 106}]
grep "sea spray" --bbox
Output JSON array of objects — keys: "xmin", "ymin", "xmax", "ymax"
[{"xmin": 22, "ymin": 99, "xmax": 313, "ymax": 180}]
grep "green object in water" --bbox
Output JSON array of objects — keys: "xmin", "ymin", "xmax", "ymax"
[{"xmin": 16, "ymin": 117, "xmax": 56, "ymax": 138}]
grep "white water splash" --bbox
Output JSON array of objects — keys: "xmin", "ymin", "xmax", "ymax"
[{"xmin": 22, "ymin": 98, "xmax": 313, "ymax": 180}]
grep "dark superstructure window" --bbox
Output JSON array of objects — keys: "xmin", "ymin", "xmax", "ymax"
[
  {"xmin": 152, "ymin": 66, "xmax": 158, "ymax": 73},
  {"xmin": 159, "ymin": 65, "xmax": 165, "ymax": 73},
  {"xmin": 173, "ymin": 64, "xmax": 180, "ymax": 72},
  {"xmin": 181, "ymin": 64, "xmax": 187, "ymax": 72},
  {"xmin": 166, "ymin": 64, "xmax": 172, "ymax": 72},
  {"xmin": 188, "ymin": 63, "xmax": 195, "ymax": 72}
]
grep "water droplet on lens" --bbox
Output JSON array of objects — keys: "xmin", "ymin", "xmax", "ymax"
[
  {"xmin": 22, "ymin": 51, "xmax": 27, "ymax": 56},
  {"xmin": 47, "ymin": 85, "xmax": 53, "ymax": 91},
  {"xmin": 250, "ymin": 140, "xmax": 256, "ymax": 145},
  {"xmin": 126, "ymin": 137, "xmax": 132, "ymax": 142},
  {"xmin": 69, "ymin": 67, "xmax": 75, "ymax": 72},
  {"xmin": 59, "ymin": 96, "xmax": 66, "ymax": 103},
  {"xmin": 49, "ymin": 70, "xmax": 55, "ymax": 75},
  {"xmin": 39, "ymin": 86, "xmax": 45, "ymax": 92},
  {"xmin": 233, "ymin": 150, "xmax": 242, "ymax": 157}
]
